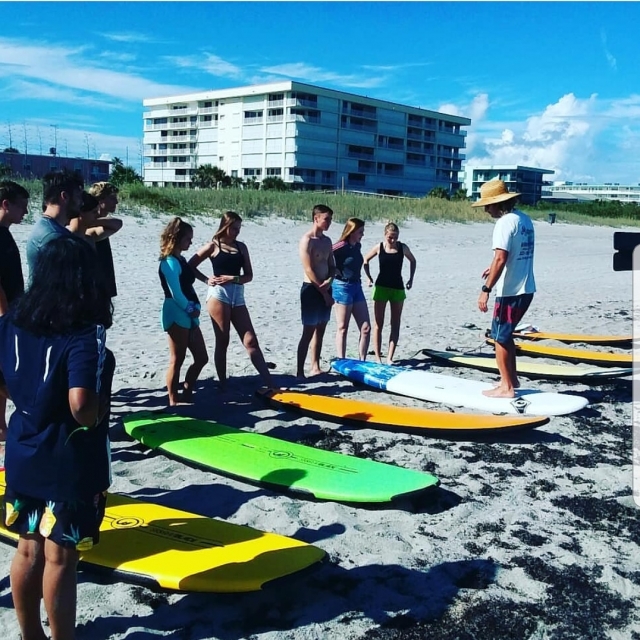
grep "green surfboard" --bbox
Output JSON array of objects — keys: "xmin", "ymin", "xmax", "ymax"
[{"xmin": 122, "ymin": 411, "xmax": 439, "ymax": 503}]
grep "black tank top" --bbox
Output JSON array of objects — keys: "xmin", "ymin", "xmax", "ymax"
[
  {"xmin": 159, "ymin": 255, "xmax": 199, "ymax": 304},
  {"xmin": 375, "ymin": 242, "xmax": 404, "ymax": 289},
  {"xmin": 210, "ymin": 241, "xmax": 244, "ymax": 276}
]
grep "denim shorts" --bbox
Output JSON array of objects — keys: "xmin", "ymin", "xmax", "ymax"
[
  {"xmin": 332, "ymin": 279, "xmax": 366, "ymax": 306},
  {"xmin": 491, "ymin": 294, "xmax": 534, "ymax": 344},
  {"xmin": 206, "ymin": 283, "xmax": 246, "ymax": 308}
]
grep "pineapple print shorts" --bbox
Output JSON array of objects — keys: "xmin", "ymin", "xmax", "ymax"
[{"xmin": 3, "ymin": 487, "xmax": 107, "ymax": 551}]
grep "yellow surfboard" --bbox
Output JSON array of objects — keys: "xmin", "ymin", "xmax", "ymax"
[
  {"xmin": 511, "ymin": 329, "xmax": 631, "ymax": 348},
  {"xmin": 0, "ymin": 470, "xmax": 324, "ymax": 592},
  {"xmin": 257, "ymin": 389, "xmax": 549, "ymax": 434},
  {"xmin": 486, "ymin": 338, "xmax": 632, "ymax": 368},
  {"xmin": 423, "ymin": 349, "xmax": 632, "ymax": 382}
]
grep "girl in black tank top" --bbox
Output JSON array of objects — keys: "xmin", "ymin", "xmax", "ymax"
[
  {"xmin": 187, "ymin": 210, "xmax": 274, "ymax": 390},
  {"xmin": 363, "ymin": 223, "xmax": 417, "ymax": 364},
  {"xmin": 210, "ymin": 239, "xmax": 244, "ymax": 276}
]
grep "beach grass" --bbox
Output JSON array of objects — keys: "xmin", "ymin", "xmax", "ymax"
[{"xmin": 16, "ymin": 178, "xmax": 640, "ymax": 227}]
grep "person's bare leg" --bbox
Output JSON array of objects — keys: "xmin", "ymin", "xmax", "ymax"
[
  {"xmin": 334, "ymin": 303, "xmax": 352, "ymax": 359},
  {"xmin": 166, "ymin": 324, "xmax": 189, "ymax": 406},
  {"xmin": 483, "ymin": 340, "xmax": 516, "ymax": 397},
  {"xmin": 372, "ymin": 301, "xmax": 386, "ymax": 363},
  {"xmin": 351, "ymin": 300, "xmax": 371, "ymax": 361},
  {"xmin": 231, "ymin": 306, "xmax": 274, "ymax": 387},
  {"xmin": 207, "ymin": 298, "xmax": 231, "ymax": 390},
  {"xmin": 11, "ymin": 535, "xmax": 47, "ymax": 640},
  {"xmin": 42, "ymin": 538, "xmax": 80, "ymax": 640},
  {"xmin": 296, "ymin": 325, "xmax": 316, "ymax": 378},
  {"xmin": 181, "ymin": 327, "xmax": 209, "ymax": 401},
  {"xmin": 387, "ymin": 300, "xmax": 404, "ymax": 364},
  {"xmin": 309, "ymin": 322, "xmax": 328, "ymax": 376}
]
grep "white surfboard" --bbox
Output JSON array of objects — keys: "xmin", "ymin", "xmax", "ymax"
[{"xmin": 331, "ymin": 359, "xmax": 589, "ymax": 417}]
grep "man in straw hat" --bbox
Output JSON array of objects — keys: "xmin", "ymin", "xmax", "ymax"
[{"xmin": 472, "ymin": 179, "xmax": 536, "ymax": 398}]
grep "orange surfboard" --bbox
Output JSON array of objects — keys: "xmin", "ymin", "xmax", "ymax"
[{"xmin": 257, "ymin": 389, "xmax": 549, "ymax": 435}]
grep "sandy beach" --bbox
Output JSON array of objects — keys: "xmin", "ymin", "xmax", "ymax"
[{"xmin": 1, "ymin": 211, "xmax": 638, "ymax": 639}]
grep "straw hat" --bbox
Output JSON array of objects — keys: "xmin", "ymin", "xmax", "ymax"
[{"xmin": 471, "ymin": 179, "xmax": 520, "ymax": 207}]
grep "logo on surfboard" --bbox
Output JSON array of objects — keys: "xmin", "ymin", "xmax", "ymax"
[{"xmin": 510, "ymin": 397, "xmax": 531, "ymax": 414}]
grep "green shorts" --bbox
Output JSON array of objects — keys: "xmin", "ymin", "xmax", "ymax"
[{"xmin": 372, "ymin": 285, "xmax": 406, "ymax": 303}]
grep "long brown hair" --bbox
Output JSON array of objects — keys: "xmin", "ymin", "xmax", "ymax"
[
  {"xmin": 213, "ymin": 211, "xmax": 242, "ymax": 242},
  {"xmin": 339, "ymin": 217, "xmax": 365, "ymax": 243},
  {"xmin": 159, "ymin": 217, "xmax": 192, "ymax": 259}
]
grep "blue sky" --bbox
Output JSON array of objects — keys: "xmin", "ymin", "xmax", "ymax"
[{"xmin": 1, "ymin": 1, "xmax": 639, "ymax": 184}]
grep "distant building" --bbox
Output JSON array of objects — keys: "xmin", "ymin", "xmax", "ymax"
[
  {"xmin": 0, "ymin": 151, "xmax": 110, "ymax": 184},
  {"xmin": 462, "ymin": 165, "xmax": 554, "ymax": 205},
  {"xmin": 545, "ymin": 182, "xmax": 640, "ymax": 204},
  {"xmin": 142, "ymin": 80, "xmax": 471, "ymax": 196}
]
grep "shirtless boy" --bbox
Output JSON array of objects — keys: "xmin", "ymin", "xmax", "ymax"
[{"xmin": 296, "ymin": 205, "xmax": 336, "ymax": 378}]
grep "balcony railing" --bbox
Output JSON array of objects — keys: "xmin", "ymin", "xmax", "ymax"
[
  {"xmin": 268, "ymin": 99, "xmax": 284, "ymax": 107},
  {"xmin": 199, "ymin": 106, "xmax": 218, "ymax": 114},
  {"xmin": 287, "ymin": 98, "xmax": 318, "ymax": 108},
  {"xmin": 169, "ymin": 134, "xmax": 197, "ymax": 142}
]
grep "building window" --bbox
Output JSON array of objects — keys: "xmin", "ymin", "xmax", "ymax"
[
  {"xmin": 290, "ymin": 108, "xmax": 320, "ymax": 124},
  {"xmin": 266, "ymin": 167, "xmax": 281, "ymax": 176},
  {"xmin": 243, "ymin": 168, "xmax": 262, "ymax": 177},
  {"xmin": 231, "ymin": 170, "xmax": 238, "ymax": 178},
  {"xmin": 290, "ymin": 92, "xmax": 318, "ymax": 107},
  {"xmin": 244, "ymin": 111, "xmax": 264, "ymax": 123}
]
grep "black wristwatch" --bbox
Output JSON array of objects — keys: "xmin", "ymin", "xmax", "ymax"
[{"xmin": 481, "ymin": 285, "xmax": 492, "ymax": 293}]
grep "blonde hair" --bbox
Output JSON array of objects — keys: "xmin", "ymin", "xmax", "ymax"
[
  {"xmin": 89, "ymin": 181, "xmax": 119, "ymax": 199},
  {"xmin": 384, "ymin": 222, "xmax": 399, "ymax": 235},
  {"xmin": 159, "ymin": 217, "xmax": 192, "ymax": 259},
  {"xmin": 339, "ymin": 217, "xmax": 365, "ymax": 243},
  {"xmin": 213, "ymin": 211, "xmax": 242, "ymax": 242}
]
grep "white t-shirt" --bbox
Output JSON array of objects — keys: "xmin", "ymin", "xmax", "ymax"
[{"xmin": 492, "ymin": 209, "xmax": 536, "ymax": 297}]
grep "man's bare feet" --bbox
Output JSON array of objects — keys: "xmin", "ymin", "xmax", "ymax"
[
  {"xmin": 308, "ymin": 366, "xmax": 325, "ymax": 377},
  {"xmin": 493, "ymin": 380, "xmax": 520, "ymax": 389},
  {"xmin": 482, "ymin": 386, "xmax": 516, "ymax": 398}
]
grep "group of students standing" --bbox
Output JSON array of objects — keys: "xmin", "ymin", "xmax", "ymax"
[
  {"xmin": 158, "ymin": 203, "xmax": 418, "ymax": 405},
  {"xmin": 0, "ymin": 171, "xmax": 534, "ymax": 638}
]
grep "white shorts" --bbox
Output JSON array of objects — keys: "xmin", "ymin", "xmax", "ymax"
[{"xmin": 206, "ymin": 283, "xmax": 246, "ymax": 308}]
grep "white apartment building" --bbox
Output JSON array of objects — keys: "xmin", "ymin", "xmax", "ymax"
[
  {"xmin": 546, "ymin": 182, "xmax": 640, "ymax": 204},
  {"xmin": 142, "ymin": 81, "xmax": 471, "ymax": 196}
]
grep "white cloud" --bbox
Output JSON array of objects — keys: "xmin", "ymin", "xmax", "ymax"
[
  {"xmin": 101, "ymin": 31, "xmax": 156, "ymax": 44},
  {"xmin": 260, "ymin": 62, "xmax": 384, "ymax": 89},
  {"xmin": 0, "ymin": 37, "xmax": 196, "ymax": 102},
  {"xmin": 601, "ymin": 29, "xmax": 617, "ymax": 72},
  {"xmin": 464, "ymin": 93, "xmax": 611, "ymax": 181},
  {"xmin": 7, "ymin": 79, "xmax": 127, "ymax": 110},
  {"xmin": 165, "ymin": 53, "xmax": 242, "ymax": 78}
]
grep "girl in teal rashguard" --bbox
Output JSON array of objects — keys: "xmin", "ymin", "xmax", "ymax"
[{"xmin": 158, "ymin": 217, "xmax": 208, "ymax": 405}]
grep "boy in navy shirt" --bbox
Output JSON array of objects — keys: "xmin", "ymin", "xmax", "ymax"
[{"xmin": 0, "ymin": 235, "xmax": 114, "ymax": 639}]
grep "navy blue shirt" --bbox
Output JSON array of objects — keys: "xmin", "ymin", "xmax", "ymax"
[
  {"xmin": 0, "ymin": 317, "xmax": 115, "ymax": 501},
  {"xmin": 332, "ymin": 240, "xmax": 364, "ymax": 283}
]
